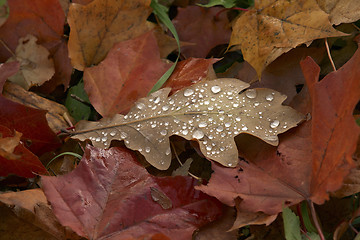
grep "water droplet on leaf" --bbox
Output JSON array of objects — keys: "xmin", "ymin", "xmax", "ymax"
[
  {"xmin": 193, "ymin": 130, "xmax": 204, "ymax": 139},
  {"xmin": 270, "ymin": 120, "xmax": 280, "ymax": 128},
  {"xmin": 245, "ymin": 89, "xmax": 257, "ymax": 99},
  {"xmin": 211, "ymin": 85, "xmax": 221, "ymax": 94}
]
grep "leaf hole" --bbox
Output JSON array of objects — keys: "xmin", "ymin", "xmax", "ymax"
[{"xmin": 295, "ymin": 84, "xmax": 304, "ymax": 93}]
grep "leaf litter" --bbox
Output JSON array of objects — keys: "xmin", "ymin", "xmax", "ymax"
[{"xmin": 71, "ymin": 78, "xmax": 304, "ymax": 170}]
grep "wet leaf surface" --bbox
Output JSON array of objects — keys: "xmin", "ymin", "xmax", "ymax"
[{"xmin": 71, "ymin": 78, "xmax": 303, "ymax": 170}]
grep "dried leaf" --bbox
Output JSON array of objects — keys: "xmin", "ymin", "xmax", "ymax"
[
  {"xmin": 0, "ymin": 129, "xmax": 22, "ymax": 160},
  {"xmin": 71, "ymin": 78, "xmax": 303, "ymax": 170},
  {"xmin": 68, "ymin": 0, "xmax": 152, "ymax": 70},
  {"xmin": 3, "ymin": 81, "xmax": 72, "ymax": 133},
  {"xmin": 229, "ymin": 0, "xmax": 347, "ymax": 78},
  {"xmin": 0, "ymin": 0, "xmax": 72, "ymax": 92},
  {"xmin": 173, "ymin": 6, "xmax": 231, "ymax": 58},
  {"xmin": 317, "ymin": 0, "xmax": 360, "ymax": 25},
  {"xmin": 41, "ymin": 146, "xmax": 222, "ymax": 239},
  {"xmin": 7, "ymin": 34, "xmax": 54, "ymax": 90},
  {"xmin": 83, "ymin": 30, "xmax": 171, "ymax": 116},
  {"xmin": 0, "ymin": 189, "xmax": 82, "ymax": 240}
]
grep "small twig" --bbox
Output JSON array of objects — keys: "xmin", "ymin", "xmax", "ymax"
[
  {"xmin": 352, "ymin": 23, "xmax": 360, "ymax": 31},
  {"xmin": 56, "ymin": 126, "xmax": 75, "ymax": 136},
  {"xmin": 63, "ymin": 112, "xmax": 74, "ymax": 128},
  {"xmin": 308, "ymin": 200, "xmax": 325, "ymax": 240},
  {"xmin": 325, "ymin": 38, "xmax": 336, "ymax": 72},
  {"xmin": 70, "ymin": 94, "xmax": 93, "ymax": 107},
  {"xmin": 170, "ymin": 141, "xmax": 182, "ymax": 166},
  {"xmin": 0, "ymin": 39, "xmax": 16, "ymax": 57},
  {"xmin": 300, "ymin": 229, "xmax": 312, "ymax": 240},
  {"xmin": 349, "ymin": 222, "xmax": 359, "ymax": 235}
]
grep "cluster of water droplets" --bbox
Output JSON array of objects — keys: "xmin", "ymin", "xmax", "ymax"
[{"xmin": 77, "ymin": 78, "xmax": 299, "ymax": 169}]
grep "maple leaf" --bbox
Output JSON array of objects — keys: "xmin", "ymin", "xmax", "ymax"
[
  {"xmin": 173, "ymin": 6, "xmax": 231, "ymax": 58},
  {"xmin": 71, "ymin": 78, "xmax": 303, "ymax": 170},
  {"xmin": 196, "ymin": 39, "xmax": 360, "ymax": 216},
  {"xmin": 0, "ymin": 189, "xmax": 82, "ymax": 239},
  {"xmin": 7, "ymin": 34, "xmax": 55, "ymax": 90},
  {"xmin": 163, "ymin": 58, "xmax": 219, "ymax": 95},
  {"xmin": 41, "ymin": 146, "xmax": 222, "ymax": 239},
  {"xmin": 67, "ymin": 0, "xmax": 152, "ymax": 70},
  {"xmin": 83, "ymin": 30, "xmax": 171, "ymax": 117},
  {"xmin": 317, "ymin": 0, "xmax": 360, "ymax": 25},
  {"xmin": 229, "ymin": 0, "xmax": 347, "ymax": 78},
  {"xmin": 0, "ymin": 0, "xmax": 72, "ymax": 92}
]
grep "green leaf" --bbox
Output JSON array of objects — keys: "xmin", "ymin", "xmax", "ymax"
[
  {"xmin": 300, "ymin": 201, "xmax": 317, "ymax": 233},
  {"xmin": 283, "ymin": 207, "xmax": 302, "ymax": 240},
  {"xmin": 198, "ymin": 0, "xmax": 236, "ymax": 8},
  {"xmin": 65, "ymin": 79, "xmax": 91, "ymax": 122},
  {"xmin": 149, "ymin": 0, "xmax": 180, "ymax": 93}
]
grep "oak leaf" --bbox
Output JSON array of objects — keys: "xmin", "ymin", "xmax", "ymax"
[
  {"xmin": 173, "ymin": 6, "xmax": 231, "ymax": 58},
  {"xmin": 41, "ymin": 146, "xmax": 222, "ymax": 240},
  {"xmin": 317, "ymin": 0, "xmax": 360, "ymax": 25},
  {"xmin": 83, "ymin": 30, "xmax": 171, "ymax": 117},
  {"xmin": 68, "ymin": 0, "xmax": 152, "ymax": 70},
  {"xmin": 7, "ymin": 35, "xmax": 55, "ymax": 90},
  {"xmin": 196, "ymin": 40, "xmax": 360, "ymax": 217},
  {"xmin": 229, "ymin": 0, "xmax": 346, "ymax": 78},
  {"xmin": 71, "ymin": 78, "xmax": 303, "ymax": 170},
  {"xmin": 0, "ymin": 0, "xmax": 72, "ymax": 92}
]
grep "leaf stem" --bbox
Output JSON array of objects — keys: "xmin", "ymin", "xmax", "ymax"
[
  {"xmin": 325, "ymin": 38, "xmax": 336, "ymax": 72},
  {"xmin": 308, "ymin": 200, "xmax": 325, "ymax": 240}
]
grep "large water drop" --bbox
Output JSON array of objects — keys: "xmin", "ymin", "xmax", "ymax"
[
  {"xmin": 184, "ymin": 88, "xmax": 194, "ymax": 97},
  {"xmin": 245, "ymin": 89, "xmax": 257, "ymax": 99},
  {"xmin": 211, "ymin": 85, "xmax": 221, "ymax": 94},
  {"xmin": 193, "ymin": 130, "xmax": 204, "ymax": 139},
  {"xmin": 270, "ymin": 120, "xmax": 280, "ymax": 128}
]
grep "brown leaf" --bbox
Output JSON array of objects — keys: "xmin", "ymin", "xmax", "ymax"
[
  {"xmin": 173, "ymin": 6, "xmax": 231, "ymax": 58},
  {"xmin": 0, "ymin": 0, "xmax": 72, "ymax": 92},
  {"xmin": 317, "ymin": 0, "xmax": 360, "ymax": 25},
  {"xmin": 196, "ymin": 41, "xmax": 360, "ymax": 217},
  {"xmin": 2, "ymin": 81, "xmax": 73, "ymax": 133},
  {"xmin": 229, "ymin": 0, "xmax": 347, "ymax": 78},
  {"xmin": 71, "ymin": 78, "xmax": 303, "ymax": 170},
  {"xmin": 220, "ymin": 47, "xmax": 325, "ymax": 105},
  {"xmin": 0, "ymin": 129, "xmax": 22, "ymax": 160},
  {"xmin": 302, "ymin": 57, "xmax": 360, "ymax": 203},
  {"xmin": 0, "ymin": 189, "xmax": 82, "ymax": 240},
  {"xmin": 7, "ymin": 34, "xmax": 55, "ymax": 90},
  {"xmin": 41, "ymin": 146, "xmax": 222, "ymax": 239},
  {"xmin": 163, "ymin": 57, "xmax": 219, "ymax": 95},
  {"xmin": 68, "ymin": 0, "xmax": 152, "ymax": 70},
  {"xmin": 83, "ymin": 30, "xmax": 171, "ymax": 117}
]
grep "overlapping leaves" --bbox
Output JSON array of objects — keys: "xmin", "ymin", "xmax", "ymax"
[{"xmin": 71, "ymin": 78, "xmax": 304, "ymax": 170}]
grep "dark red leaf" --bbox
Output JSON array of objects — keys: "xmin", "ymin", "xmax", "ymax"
[
  {"xmin": 0, "ymin": 125, "xmax": 47, "ymax": 177},
  {"xmin": 41, "ymin": 146, "xmax": 222, "ymax": 239}
]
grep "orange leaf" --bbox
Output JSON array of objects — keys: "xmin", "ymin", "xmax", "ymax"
[{"xmin": 83, "ymin": 30, "xmax": 171, "ymax": 116}]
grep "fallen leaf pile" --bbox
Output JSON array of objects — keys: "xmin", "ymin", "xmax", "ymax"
[{"xmin": 0, "ymin": 0, "xmax": 360, "ymax": 239}]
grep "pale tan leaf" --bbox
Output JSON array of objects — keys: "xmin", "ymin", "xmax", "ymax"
[
  {"xmin": 0, "ymin": 130, "xmax": 22, "ymax": 160},
  {"xmin": 229, "ymin": 0, "xmax": 346, "ymax": 78},
  {"xmin": 7, "ymin": 34, "xmax": 55, "ymax": 90},
  {"xmin": 67, "ymin": 0, "xmax": 152, "ymax": 70},
  {"xmin": 71, "ymin": 78, "xmax": 304, "ymax": 170},
  {"xmin": 317, "ymin": 0, "xmax": 360, "ymax": 25}
]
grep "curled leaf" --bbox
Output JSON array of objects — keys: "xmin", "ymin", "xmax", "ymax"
[{"xmin": 71, "ymin": 78, "xmax": 304, "ymax": 170}]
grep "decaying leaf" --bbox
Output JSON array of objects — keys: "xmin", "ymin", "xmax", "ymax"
[
  {"xmin": 0, "ymin": 129, "xmax": 22, "ymax": 160},
  {"xmin": 7, "ymin": 34, "xmax": 55, "ymax": 90},
  {"xmin": 0, "ymin": 0, "xmax": 72, "ymax": 93},
  {"xmin": 3, "ymin": 82, "xmax": 72, "ymax": 133},
  {"xmin": 0, "ymin": 189, "xmax": 82, "ymax": 240},
  {"xmin": 67, "ymin": 0, "xmax": 152, "ymax": 70},
  {"xmin": 229, "ymin": 0, "xmax": 346, "ymax": 78},
  {"xmin": 71, "ymin": 78, "xmax": 303, "ymax": 170},
  {"xmin": 41, "ymin": 146, "xmax": 222, "ymax": 239},
  {"xmin": 317, "ymin": 0, "xmax": 360, "ymax": 25}
]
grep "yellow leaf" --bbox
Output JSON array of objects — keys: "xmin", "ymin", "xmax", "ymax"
[
  {"xmin": 229, "ymin": 0, "xmax": 346, "ymax": 78},
  {"xmin": 67, "ymin": 0, "xmax": 152, "ymax": 70}
]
